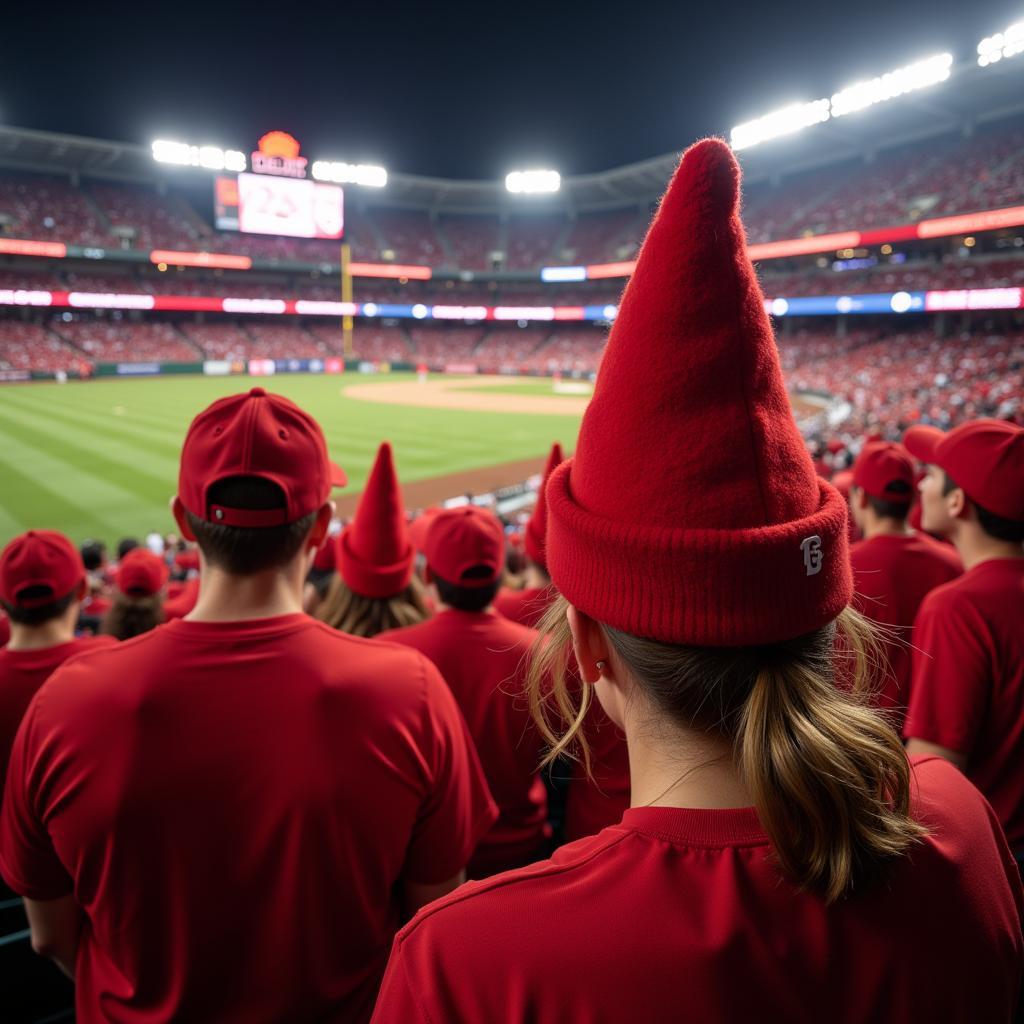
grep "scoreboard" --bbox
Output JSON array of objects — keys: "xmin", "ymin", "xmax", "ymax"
[{"xmin": 215, "ymin": 173, "xmax": 344, "ymax": 240}]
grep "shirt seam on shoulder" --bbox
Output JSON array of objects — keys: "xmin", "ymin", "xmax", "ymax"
[{"xmin": 400, "ymin": 828, "xmax": 635, "ymax": 934}]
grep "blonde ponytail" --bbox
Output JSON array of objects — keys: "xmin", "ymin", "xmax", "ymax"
[{"xmin": 526, "ymin": 599, "xmax": 925, "ymax": 902}]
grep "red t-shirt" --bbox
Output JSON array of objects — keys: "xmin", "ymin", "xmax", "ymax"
[
  {"xmin": 0, "ymin": 636, "xmax": 117, "ymax": 801},
  {"xmin": 372, "ymin": 758, "xmax": 1023, "ymax": 1023},
  {"xmin": 904, "ymin": 557, "xmax": 1024, "ymax": 851},
  {"xmin": 494, "ymin": 585, "xmax": 556, "ymax": 628},
  {"xmin": 850, "ymin": 532, "xmax": 961, "ymax": 724},
  {"xmin": 0, "ymin": 614, "xmax": 496, "ymax": 1023},
  {"xmin": 379, "ymin": 608, "xmax": 549, "ymax": 875}
]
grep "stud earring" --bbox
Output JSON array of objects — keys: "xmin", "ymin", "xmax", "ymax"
[{"xmin": 595, "ymin": 661, "xmax": 606, "ymax": 672}]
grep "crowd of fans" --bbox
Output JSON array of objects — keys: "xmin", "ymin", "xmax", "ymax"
[
  {"xmin": 2, "ymin": 114, "xmax": 1022, "ymax": 272},
  {"xmin": 0, "ymin": 137, "xmax": 1021, "ymax": 1024}
]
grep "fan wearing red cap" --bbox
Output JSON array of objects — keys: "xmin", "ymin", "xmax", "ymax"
[
  {"xmin": 903, "ymin": 418, "xmax": 1024, "ymax": 865},
  {"xmin": 847, "ymin": 442, "xmax": 961, "ymax": 725},
  {"xmin": 372, "ymin": 142, "xmax": 1022, "ymax": 1024},
  {"xmin": 316, "ymin": 442, "xmax": 431, "ymax": 638},
  {"xmin": 0, "ymin": 531, "xmax": 116, "ymax": 803},
  {"xmin": 0, "ymin": 389, "xmax": 496, "ymax": 1022},
  {"xmin": 99, "ymin": 547, "xmax": 170, "ymax": 641},
  {"xmin": 494, "ymin": 443, "xmax": 563, "ymax": 628},
  {"xmin": 379, "ymin": 505, "xmax": 551, "ymax": 876}
]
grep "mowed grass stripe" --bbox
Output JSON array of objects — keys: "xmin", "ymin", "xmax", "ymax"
[
  {"xmin": 8, "ymin": 384, "xmax": 197, "ymax": 435},
  {"xmin": 0, "ymin": 420, "xmax": 172, "ymax": 541},
  {"xmin": 0, "ymin": 391, "xmax": 186, "ymax": 463},
  {"xmin": 0, "ymin": 404, "xmax": 180, "ymax": 502},
  {"xmin": 0, "ymin": 447, "xmax": 129, "ymax": 541}
]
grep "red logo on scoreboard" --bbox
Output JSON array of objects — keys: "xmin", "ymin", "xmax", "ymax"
[{"xmin": 252, "ymin": 131, "xmax": 307, "ymax": 178}]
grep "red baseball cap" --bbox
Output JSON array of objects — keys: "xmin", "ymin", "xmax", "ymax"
[
  {"xmin": 117, "ymin": 548, "xmax": 170, "ymax": 597},
  {"xmin": 178, "ymin": 388, "xmax": 347, "ymax": 527},
  {"xmin": 424, "ymin": 506, "xmax": 505, "ymax": 588},
  {"xmin": 851, "ymin": 442, "xmax": 915, "ymax": 504},
  {"xmin": 904, "ymin": 419, "xmax": 1024, "ymax": 522},
  {"xmin": 0, "ymin": 530, "xmax": 85, "ymax": 609},
  {"xmin": 409, "ymin": 507, "xmax": 443, "ymax": 554}
]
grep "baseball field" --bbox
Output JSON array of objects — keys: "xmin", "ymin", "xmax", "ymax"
[{"xmin": 0, "ymin": 372, "xmax": 589, "ymax": 549}]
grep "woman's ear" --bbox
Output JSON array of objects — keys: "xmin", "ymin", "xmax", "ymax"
[{"xmin": 566, "ymin": 604, "xmax": 611, "ymax": 685}]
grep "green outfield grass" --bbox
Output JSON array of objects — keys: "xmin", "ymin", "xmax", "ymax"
[{"xmin": 0, "ymin": 373, "xmax": 583, "ymax": 549}]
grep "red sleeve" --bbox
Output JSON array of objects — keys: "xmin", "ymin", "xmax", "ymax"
[
  {"xmin": 371, "ymin": 936, "xmax": 430, "ymax": 1023},
  {"xmin": 403, "ymin": 658, "xmax": 498, "ymax": 885},
  {"xmin": 904, "ymin": 592, "xmax": 990, "ymax": 754},
  {"xmin": 0, "ymin": 696, "xmax": 74, "ymax": 900}
]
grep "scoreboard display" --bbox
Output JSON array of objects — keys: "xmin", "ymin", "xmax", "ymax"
[{"xmin": 214, "ymin": 173, "xmax": 344, "ymax": 239}]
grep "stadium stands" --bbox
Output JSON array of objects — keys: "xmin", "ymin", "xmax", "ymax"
[
  {"xmin": 53, "ymin": 320, "xmax": 202, "ymax": 363},
  {"xmin": 437, "ymin": 215, "xmax": 501, "ymax": 269},
  {"xmin": 0, "ymin": 172, "xmax": 109, "ymax": 247},
  {"xmin": 0, "ymin": 321, "xmax": 83, "ymax": 373},
  {"xmin": 408, "ymin": 325, "xmax": 486, "ymax": 364}
]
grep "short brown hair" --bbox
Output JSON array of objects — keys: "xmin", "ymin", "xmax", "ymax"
[{"xmin": 185, "ymin": 476, "xmax": 316, "ymax": 575}]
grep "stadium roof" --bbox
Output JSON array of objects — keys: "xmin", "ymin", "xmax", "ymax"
[{"xmin": 0, "ymin": 55, "xmax": 1021, "ymax": 215}]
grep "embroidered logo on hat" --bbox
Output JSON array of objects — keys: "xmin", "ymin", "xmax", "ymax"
[{"xmin": 800, "ymin": 536, "xmax": 823, "ymax": 577}]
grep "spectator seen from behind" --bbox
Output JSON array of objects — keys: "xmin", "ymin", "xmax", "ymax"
[{"xmin": 0, "ymin": 388, "xmax": 496, "ymax": 1022}]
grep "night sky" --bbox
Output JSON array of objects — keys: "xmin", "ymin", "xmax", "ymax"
[{"xmin": 3, "ymin": 1, "xmax": 1019, "ymax": 178}]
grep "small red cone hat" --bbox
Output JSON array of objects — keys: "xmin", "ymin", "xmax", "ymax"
[
  {"xmin": 524, "ymin": 443, "xmax": 564, "ymax": 568},
  {"xmin": 545, "ymin": 139, "xmax": 851, "ymax": 645},
  {"xmin": 337, "ymin": 442, "xmax": 415, "ymax": 598}
]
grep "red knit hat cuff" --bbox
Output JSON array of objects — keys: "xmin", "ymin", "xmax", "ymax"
[
  {"xmin": 337, "ymin": 530, "xmax": 415, "ymax": 599},
  {"xmin": 546, "ymin": 461, "xmax": 853, "ymax": 646}
]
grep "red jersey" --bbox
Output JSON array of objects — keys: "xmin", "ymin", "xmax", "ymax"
[
  {"xmin": 372, "ymin": 758, "xmax": 1023, "ymax": 1024},
  {"xmin": 379, "ymin": 608, "xmax": 548, "ymax": 875},
  {"xmin": 905, "ymin": 557, "xmax": 1024, "ymax": 851},
  {"xmin": 0, "ymin": 636, "xmax": 117, "ymax": 800},
  {"xmin": 494, "ymin": 585, "xmax": 556, "ymax": 628},
  {"xmin": 0, "ymin": 614, "xmax": 496, "ymax": 1023},
  {"xmin": 849, "ymin": 532, "xmax": 961, "ymax": 723}
]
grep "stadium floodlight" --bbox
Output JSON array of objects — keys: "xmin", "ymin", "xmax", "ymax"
[
  {"xmin": 830, "ymin": 53, "xmax": 953, "ymax": 118},
  {"xmin": 152, "ymin": 140, "xmax": 246, "ymax": 172},
  {"xmin": 505, "ymin": 170, "xmax": 561, "ymax": 194},
  {"xmin": 311, "ymin": 161, "xmax": 388, "ymax": 187},
  {"xmin": 729, "ymin": 99, "xmax": 831, "ymax": 151},
  {"xmin": 978, "ymin": 20, "xmax": 1024, "ymax": 67}
]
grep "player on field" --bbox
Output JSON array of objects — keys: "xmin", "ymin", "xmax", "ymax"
[
  {"xmin": 371, "ymin": 140, "xmax": 1023, "ymax": 1024},
  {"xmin": 847, "ymin": 441, "xmax": 961, "ymax": 726},
  {"xmin": 0, "ymin": 388, "xmax": 496, "ymax": 1022},
  {"xmin": 903, "ymin": 418, "xmax": 1024, "ymax": 873},
  {"xmin": 316, "ymin": 441, "xmax": 431, "ymax": 638},
  {"xmin": 101, "ymin": 546, "xmax": 169, "ymax": 640},
  {"xmin": 494, "ymin": 443, "xmax": 563, "ymax": 627},
  {"xmin": 379, "ymin": 505, "xmax": 550, "ymax": 876},
  {"xmin": 0, "ymin": 531, "xmax": 117, "ymax": 802}
]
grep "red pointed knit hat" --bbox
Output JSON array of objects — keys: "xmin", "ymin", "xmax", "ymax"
[
  {"xmin": 524, "ymin": 443, "xmax": 564, "ymax": 569},
  {"xmin": 545, "ymin": 139, "xmax": 852, "ymax": 646},
  {"xmin": 337, "ymin": 442, "xmax": 415, "ymax": 598}
]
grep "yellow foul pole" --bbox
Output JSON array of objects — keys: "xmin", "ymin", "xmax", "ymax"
[{"xmin": 340, "ymin": 242, "xmax": 353, "ymax": 358}]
